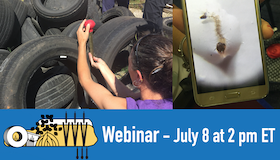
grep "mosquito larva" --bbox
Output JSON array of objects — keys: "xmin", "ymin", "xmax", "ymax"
[
  {"xmin": 200, "ymin": 13, "xmax": 207, "ymax": 19},
  {"xmin": 216, "ymin": 42, "xmax": 226, "ymax": 53},
  {"xmin": 200, "ymin": 12, "xmax": 226, "ymax": 56}
]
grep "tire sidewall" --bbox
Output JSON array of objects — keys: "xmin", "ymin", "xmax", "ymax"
[
  {"xmin": 93, "ymin": 17, "xmax": 148, "ymax": 67},
  {"xmin": 0, "ymin": 36, "xmax": 79, "ymax": 109}
]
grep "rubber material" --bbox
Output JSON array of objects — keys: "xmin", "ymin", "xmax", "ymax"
[
  {"xmin": 31, "ymin": 17, "xmax": 45, "ymax": 36},
  {"xmin": 0, "ymin": 0, "xmax": 15, "ymax": 49},
  {"xmin": 9, "ymin": 0, "xmax": 28, "ymax": 26},
  {"xmin": 45, "ymin": 28, "xmax": 62, "ymax": 35},
  {"xmin": 92, "ymin": 17, "xmax": 148, "ymax": 67},
  {"xmin": 86, "ymin": 0, "xmax": 100, "ymax": 20},
  {"xmin": 162, "ymin": 16, "xmax": 173, "ymax": 39},
  {"xmin": 100, "ymin": 6, "xmax": 134, "ymax": 23},
  {"xmin": 21, "ymin": 17, "xmax": 41, "ymax": 44},
  {"xmin": 0, "ymin": 35, "xmax": 88, "ymax": 109},
  {"xmin": 32, "ymin": 0, "xmax": 88, "ymax": 28},
  {"xmin": 0, "ymin": 49, "xmax": 10, "ymax": 65},
  {"xmin": 23, "ymin": 0, "xmax": 37, "ymax": 18},
  {"xmin": 34, "ymin": 66, "xmax": 75, "ymax": 109}
]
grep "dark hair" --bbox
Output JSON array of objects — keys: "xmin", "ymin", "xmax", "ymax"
[{"xmin": 131, "ymin": 34, "xmax": 173, "ymax": 99}]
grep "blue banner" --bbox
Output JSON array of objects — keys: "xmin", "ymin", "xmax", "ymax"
[{"xmin": 0, "ymin": 109, "xmax": 279, "ymax": 160}]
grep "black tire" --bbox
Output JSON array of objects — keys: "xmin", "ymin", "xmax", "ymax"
[
  {"xmin": 162, "ymin": 17, "xmax": 172, "ymax": 39},
  {"xmin": 41, "ymin": 27, "xmax": 63, "ymax": 68},
  {"xmin": 92, "ymin": 17, "xmax": 148, "ymax": 91},
  {"xmin": 31, "ymin": 17, "xmax": 45, "ymax": 36},
  {"xmin": 0, "ymin": 49, "xmax": 10, "ymax": 65},
  {"xmin": 33, "ymin": 66, "xmax": 75, "ymax": 109},
  {"xmin": 9, "ymin": 0, "xmax": 28, "ymax": 26},
  {"xmin": 100, "ymin": 6, "xmax": 134, "ymax": 23},
  {"xmin": 41, "ymin": 28, "xmax": 62, "ymax": 68},
  {"xmin": 62, "ymin": 20, "xmax": 102, "ymax": 39},
  {"xmin": 45, "ymin": 28, "xmax": 62, "ymax": 35},
  {"xmin": 167, "ymin": 0, "xmax": 173, "ymax": 5},
  {"xmin": 0, "ymin": 0, "xmax": 15, "ymax": 49},
  {"xmin": 23, "ymin": 0, "xmax": 37, "ymax": 18},
  {"xmin": 95, "ymin": 0, "xmax": 102, "ymax": 18},
  {"xmin": 0, "ymin": 35, "xmax": 95, "ymax": 109},
  {"xmin": 32, "ymin": 0, "xmax": 88, "ymax": 29},
  {"xmin": 21, "ymin": 17, "xmax": 41, "ymax": 44},
  {"xmin": 93, "ymin": 16, "xmax": 147, "ymax": 67},
  {"xmin": 86, "ymin": 0, "xmax": 100, "ymax": 21}
]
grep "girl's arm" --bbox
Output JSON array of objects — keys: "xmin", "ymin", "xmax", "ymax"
[
  {"xmin": 77, "ymin": 19, "xmax": 127, "ymax": 109},
  {"xmin": 88, "ymin": 54, "xmax": 140, "ymax": 99}
]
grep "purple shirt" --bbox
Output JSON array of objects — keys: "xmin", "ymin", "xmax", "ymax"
[{"xmin": 126, "ymin": 97, "xmax": 173, "ymax": 109}]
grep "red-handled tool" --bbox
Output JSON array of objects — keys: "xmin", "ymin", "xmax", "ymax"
[
  {"xmin": 84, "ymin": 20, "xmax": 96, "ymax": 108},
  {"xmin": 84, "ymin": 20, "xmax": 96, "ymax": 56}
]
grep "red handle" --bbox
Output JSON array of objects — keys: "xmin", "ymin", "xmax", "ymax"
[{"xmin": 84, "ymin": 20, "xmax": 96, "ymax": 33}]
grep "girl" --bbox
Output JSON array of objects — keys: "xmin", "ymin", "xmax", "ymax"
[{"xmin": 77, "ymin": 20, "xmax": 173, "ymax": 109}]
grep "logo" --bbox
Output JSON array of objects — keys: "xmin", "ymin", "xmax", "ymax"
[{"xmin": 3, "ymin": 112, "xmax": 98, "ymax": 159}]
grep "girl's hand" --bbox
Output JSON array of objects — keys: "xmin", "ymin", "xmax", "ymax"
[
  {"xmin": 88, "ymin": 53, "xmax": 107, "ymax": 70},
  {"xmin": 77, "ymin": 19, "xmax": 90, "ymax": 46},
  {"xmin": 261, "ymin": 19, "xmax": 274, "ymax": 39}
]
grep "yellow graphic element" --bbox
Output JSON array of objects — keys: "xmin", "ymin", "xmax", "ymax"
[
  {"xmin": 36, "ymin": 132, "xmax": 59, "ymax": 146},
  {"xmin": 12, "ymin": 132, "xmax": 21, "ymax": 142},
  {"xmin": 4, "ymin": 119, "xmax": 98, "ymax": 148},
  {"xmin": 4, "ymin": 126, "xmax": 28, "ymax": 148},
  {"xmin": 27, "ymin": 123, "xmax": 97, "ymax": 147}
]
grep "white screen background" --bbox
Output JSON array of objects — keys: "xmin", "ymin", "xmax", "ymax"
[{"xmin": 185, "ymin": 0, "xmax": 265, "ymax": 93}]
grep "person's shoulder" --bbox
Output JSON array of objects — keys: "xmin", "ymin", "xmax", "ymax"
[
  {"xmin": 161, "ymin": 98, "xmax": 173, "ymax": 109},
  {"xmin": 126, "ymin": 97, "xmax": 173, "ymax": 110},
  {"xmin": 139, "ymin": 98, "xmax": 173, "ymax": 109},
  {"xmin": 126, "ymin": 97, "xmax": 139, "ymax": 109}
]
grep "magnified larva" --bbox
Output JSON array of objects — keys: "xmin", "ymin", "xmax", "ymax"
[
  {"xmin": 200, "ymin": 12, "xmax": 226, "ymax": 56},
  {"xmin": 216, "ymin": 42, "xmax": 226, "ymax": 53},
  {"xmin": 200, "ymin": 12, "xmax": 207, "ymax": 19}
]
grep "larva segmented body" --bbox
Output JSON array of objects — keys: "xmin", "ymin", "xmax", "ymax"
[{"xmin": 201, "ymin": 12, "xmax": 226, "ymax": 56}]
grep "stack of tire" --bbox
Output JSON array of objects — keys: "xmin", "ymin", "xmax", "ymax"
[{"xmin": 0, "ymin": 0, "xmax": 172, "ymax": 109}]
